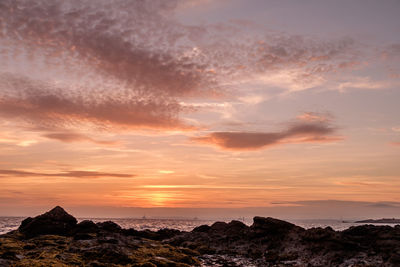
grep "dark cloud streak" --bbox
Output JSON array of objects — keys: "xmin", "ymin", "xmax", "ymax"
[{"xmin": 192, "ymin": 115, "xmax": 342, "ymax": 150}]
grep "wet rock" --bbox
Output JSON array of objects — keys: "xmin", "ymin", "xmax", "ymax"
[{"xmin": 18, "ymin": 206, "xmax": 77, "ymax": 238}]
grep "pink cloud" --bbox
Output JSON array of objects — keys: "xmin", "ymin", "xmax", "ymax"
[
  {"xmin": 296, "ymin": 112, "xmax": 333, "ymax": 123},
  {"xmin": 0, "ymin": 74, "xmax": 190, "ymax": 131},
  {"xmin": 42, "ymin": 132, "xmax": 118, "ymax": 146},
  {"xmin": 192, "ymin": 114, "xmax": 342, "ymax": 150}
]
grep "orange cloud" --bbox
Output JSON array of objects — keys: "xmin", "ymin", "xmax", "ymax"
[
  {"xmin": 0, "ymin": 74, "xmax": 190, "ymax": 131},
  {"xmin": 0, "ymin": 169, "xmax": 134, "ymax": 179},
  {"xmin": 42, "ymin": 132, "xmax": 117, "ymax": 145},
  {"xmin": 192, "ymin": 115, "xmax": 342, "ymax": 150}
]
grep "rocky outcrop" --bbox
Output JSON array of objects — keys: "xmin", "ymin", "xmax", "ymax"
[
  {"xmin": 18, "ymin": 206, "xmax": 77, "ymax": 238},
  {"xmin": 169, "ymin": 216, "xmax": 400, "ymax": 266},
  {"xmin": 1, "ymin": 207, "xmax": 199, "ymax": 266},
  {"xmin": 1, "ymin": 206, "xmax": 400, "ymax": 266}
]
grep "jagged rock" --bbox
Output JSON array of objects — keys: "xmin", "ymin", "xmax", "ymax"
[{"xmin": 18, "ymin": 206, "xmax": 77, "ymax": 238}]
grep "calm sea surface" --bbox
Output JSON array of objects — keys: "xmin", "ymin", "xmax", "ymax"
[{"xmin": 1, "ymin": 217, "xmax": 398, "ymax": 235}]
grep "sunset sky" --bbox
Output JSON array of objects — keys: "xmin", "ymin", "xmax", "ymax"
[{"xmin": 0, "ymin": 0, "xmax": 399, "ymax": 219}]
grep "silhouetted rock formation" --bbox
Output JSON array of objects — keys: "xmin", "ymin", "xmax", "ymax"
[
  {"xmin": 1, "ymin": 206, "xmax": 400, "ymax": 266},
  {"xmin": 18, "ymin": 206, "xmax": 77, "ymax": 238},
  {"xmin": 170, "ymin": 216, "xmax": 400, "ymax": 266}
]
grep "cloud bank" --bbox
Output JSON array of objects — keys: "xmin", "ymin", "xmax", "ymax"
[{"xmin": 0, "ymin": 0, "xmax": 363, "ymax": 146}]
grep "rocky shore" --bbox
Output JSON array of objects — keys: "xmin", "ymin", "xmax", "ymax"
[{"xmin": 1, "ymin": 206, "xmax": 400, "ymax": 266}]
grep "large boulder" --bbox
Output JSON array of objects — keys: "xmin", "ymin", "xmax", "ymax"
[
  {"xmin": 250, "ymin": 216, "xmax": 301, "ymax": 237},
  {"xmin": 18, "ymin": 206, "xmax": 77, "ymax": 238},
  {"xmin": 96, "ymin": 221, "xmax": 122, "ymax": 232}
]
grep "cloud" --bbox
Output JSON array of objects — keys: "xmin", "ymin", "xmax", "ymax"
[
  {"xmin": 296, "ymin": 112, "xmax": 332, "ymax": 122},
  {"xmin": 337, "ymin": 77, "xmax": 393, "ymax": 91},
  {"xmin": 42, "ymin": 132, "xmax": 117, "ymax": 145},
  {"xmin": 0, "ymin": 0, "xmax": 362, "ymax": 96},
  {"xmin": 192, "ymin": 114, "xmax": 342, "ymax": 150},
  {"xmin": 0, "ymin": 169, "xmax": 134, "ymax": 178},
  {"xmin": 0, "ymin": 74, "xmax": 189, "ymax": 131},
  {"xmin": 0, "ymin": 0, "xmax": 216, "ymax": 97},
  {"xmin": 212, "ymin": 34, "xmax": 360, "ymax": 92},
  {"xmin": 0, "ymin": 0, "xmax": 369, "ymax": 143}
]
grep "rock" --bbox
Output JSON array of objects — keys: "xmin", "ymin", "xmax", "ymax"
[
  {"xmin": 226, "ymin": 220, "xmax": 247, "ymax": 234},
  {"xmin": 96, "ymin": 221, "xmax": 122, "ymax": 232},
  {"xmin": 251, "ymin": 216, "xmax": 299, "ymax": 235},
  {"xmin": 75, "ymin": 220, "xmax": 98, "ymax": 233},
  {"xmin": 18, "ymin": 206, "xmax": 77, "ymax": 238},
  {"xmin": 155, "ymin": 228, "xmax": 181, "ymax": 240},
  {"xmin": 72, "ymin": 220, "xmax": 98, "ymax": 240},
  {"xmin": 192, "ymin": 224, "xmax": 210, "ymax": 233},
  {"xmin": 3, "ymin": 209, "xmax": 400, "ymax": 266},
  {"xmin": 210, "ymin": 221, "xmax": 229, "ymax": 231}
]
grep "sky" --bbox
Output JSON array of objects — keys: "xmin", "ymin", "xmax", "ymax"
[{"xmin": 0, "ymin": 0, "xmax": 399, "ymax": 219}]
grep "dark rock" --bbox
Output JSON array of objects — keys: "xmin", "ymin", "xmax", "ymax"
[
  {"xmin": 210, "ymin": 221, "xmax": 229, "ymax": 231},
  {"xmin": 251, "ymin": 216, "xmax": 299, "ymax": 235},
  {"xmin": 5, "ymin": 210, "xmax": 400, "ymax": 267},
  {"xmin": 302, "ymin": 227, "xmax": 335, "ymax": 241},
  {"xmin": 96, "ymin": 221, "xmax": 121, "ymax": 232},
  {"xmin": 73, "ymin": 233, "xmax": 95, "ymax": 240},
  {"xmin": 22, "ymin": 244, "xmax": 36, "ymax": 250},
  {"xmin": 18, "ymin": 206, "xmax": 77, "ymax": 238},
  {"xmin": 122, "ymin": 228, "xmax": 140, "ymax": 236},
  {"xmin": 82, "ymin": 247, "xmax": 132, "ymax": 265},
  {"xmin": 192, "ymin": 224, "xmax": 210, "ymax": 233},
  {"xmin": 226, "ymin": 220, "xmax": 247, "ymax": 235},
  {"xmin": 155, "ymin": 228, "xmax": 181, "ymax": 240},
  {"xmin": 75, "ymin": 220, "xmax": 98, "ymax": 233}
]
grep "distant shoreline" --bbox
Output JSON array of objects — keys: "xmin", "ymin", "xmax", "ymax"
[{"xmin": 355, "ymin": 218, "xmax": 400, "ymax": 223}]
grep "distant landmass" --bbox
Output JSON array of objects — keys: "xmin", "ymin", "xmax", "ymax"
[{"xmin": 355, "ymin": 218, "xmax": 400, "ymax": 223}]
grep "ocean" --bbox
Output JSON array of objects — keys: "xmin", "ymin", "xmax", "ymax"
[{"xmin": 1, "ymin": 217, "xmax": 398, "ymax": 235}]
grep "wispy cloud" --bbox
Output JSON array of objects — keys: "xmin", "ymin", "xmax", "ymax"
[
  {"xmin": 42, "ymin": 132, "xmax": 117, "ymax": 145},
  {"xmin": 296, "ymin": 112, "xmax": 333, "ymax": 122},
  {"xmin": 0, "ymin": 169, "xmax": 134, "ymax": 178}
]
